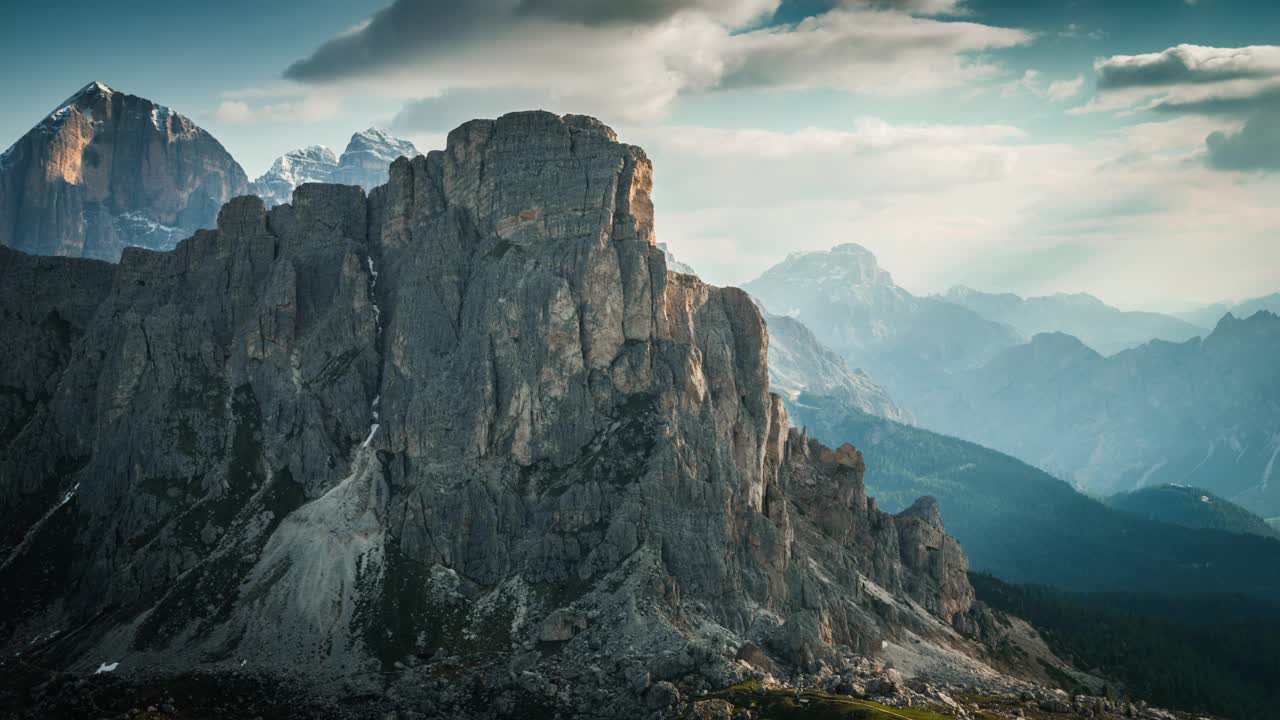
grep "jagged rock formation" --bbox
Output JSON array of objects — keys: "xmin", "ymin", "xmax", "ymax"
[
  {"xmin": 1, "ymin": 112, "xmax": 980, "ymax": 716},
  {"xmin": 0, "ymin": 82, "xmax": 249, "ymax": 261},
  {"xmin": 251, "ymin": 128, "xmax": 418, "ymax": 206},
  {"xmin": 249, "ymin": 145, "xmax": 339, "ymax": 207}
]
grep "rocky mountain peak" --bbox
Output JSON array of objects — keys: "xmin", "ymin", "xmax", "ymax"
[
  {"xmin": 253, "ymin": 127, "xmax": 419, "ymax": 206},
  {"xmin": 1, "ymin": 111, "xmax": 978, "ymax": 713},
  {"xmin": 0, "ymin": 82, "xmax": 249, "ymax": 260},
  {"xmin": 53, "ymin": 80, "xmax": 115, "ymax": 113},
  {"xmin": 770, "ymin": 243, "xmax": 895, "ymax": 289}
]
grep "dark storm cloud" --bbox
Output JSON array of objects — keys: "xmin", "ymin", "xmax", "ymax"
[
  {"xmin": 284, "ymin": 0, "xmax": 774, "ymax": 83},
  {"xmin": 284, "ymin": 1, "xmax": 494, "ymax": 83},
  {"xmin": 1206, "ymin": 111, "xmax": 1280, "ymax": 171}
]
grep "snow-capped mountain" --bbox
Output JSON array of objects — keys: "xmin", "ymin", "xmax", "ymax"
[
  {"xmin": 252, "ymin": 128, "xmax": 418, "ymax": 206},
  {"xmin": 251, "ymin": 145, "xmax": 339, "ymax": 207},
  {"xmin": 0, "ymin": 81, "xmax": 249, "ymax": 260},
  {"xmin": 331, "ymin": 128, "xmax": 418, "ymax": 187}
]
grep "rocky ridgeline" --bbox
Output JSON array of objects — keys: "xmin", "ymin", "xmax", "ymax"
[
  {"xmin": 251, "ymin": 129, "xmax": 420, "ymax": 207},
  {"xmin": 0, "ymin": 112, "xmax": 1196, "ymax": 719},
  {"xmin": 0, "ymin": 82, "xmax": 249, "ymax": 261}
]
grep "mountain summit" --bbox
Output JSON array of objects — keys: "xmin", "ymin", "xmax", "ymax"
[
  {"xmin": 744, "ymin": 244, "xmax": 1023, "ymax": 415},
  {"xmin": 0, "ymin": 82, "xmax": 249, "ymax": 260},
  {"xmin": 252, "ymin": 128, "xmax": 418, "ymax": 206}
]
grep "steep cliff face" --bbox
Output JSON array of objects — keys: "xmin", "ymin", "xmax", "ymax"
[
  {"xmin": 0, "ymin": 82, "xmax": 249, "ymax": 260},
  {"xmin": 1, "ymin": 113, "xmax": 974, "ymax": 712}
]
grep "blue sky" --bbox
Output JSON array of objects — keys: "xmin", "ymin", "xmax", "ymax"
[{"xmin": 2, "ymin": 0, "xmax": 1278, "ymax": 309}]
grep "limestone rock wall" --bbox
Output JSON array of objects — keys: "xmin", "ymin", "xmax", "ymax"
[{"xmin": 0, "ymin": 112, "xmax": 973, "ymax": 683}]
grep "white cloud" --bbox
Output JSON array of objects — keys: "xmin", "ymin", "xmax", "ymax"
[
  {"xmin": 209, "ymin": 94, "xmax": 342, "ymax": 125},
  {"xmin": 1077, "ymin": 44, "xmax": 1280, "ymax": 115},
  {"xmin": 1047, "ymin": 75, "xmax": 1085, "ymax": 101},
  {"xmin": 633, "ymin": 115, "xmax": 1280, "ymax": 308}
]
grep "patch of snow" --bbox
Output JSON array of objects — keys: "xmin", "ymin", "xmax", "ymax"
[
  {"xmin": 149, "ymin": 105, "xmax": 175, "ymax": 132},
  {"xmin": 362, "ymin": 424, "xmax": 380, "ymax": 448},
  {"xmin": 94, "ymin": 661, "xmax": 119, "ymax": 674},
  {"xmin": 44, "ymin": 81, "xmax": 113, "ymax": 128},
  {"xmin": 1200, "ymin": 495, "xmax": 1211, "ymax": 503}
]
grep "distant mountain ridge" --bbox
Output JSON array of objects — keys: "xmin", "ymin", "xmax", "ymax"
[
  {"xmin": 1106, "ymin": 484, "xmax": 1280, "ymax": 540},
  {"xmin": 252, "ymin": 128, "xmax": 418, "ymax": 206},
  {"xmin": 917, "ymin": 310, "xmax": 1280, "ymax": 515},
  {"xmin": 1177, "ymin": 293, "xmax": 1280, "ymax": 329},
  {"xmin": 788, "ymin": 395, "xmax": 1280, "ymax": 599},
  {"xmin": 744, "ymin": 244, "xmax": 1025, "ymax": 417},
  {"xmin": 942, "ymin": 285, "xmax": 1206, "ymax": 355},
  {"xmin": 0, "ymin": 81, "xmax": 249, "ymax": 260}
]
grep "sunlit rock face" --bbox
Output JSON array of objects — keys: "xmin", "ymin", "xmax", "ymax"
[
  {"xmin": 0, "ymin": 113, "xmax": 973, "ymax": 707},
  {"xmin": 0, "ymin": 82, "xmax": 249, "ymax": 261}
]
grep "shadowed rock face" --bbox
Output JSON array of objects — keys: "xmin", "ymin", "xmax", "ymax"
[
  {"xmin": 0, "ymin": 82, "xmax": 249, "ymax": 261},
  {"xmin": 0, "ymin": 112, "xmax": 972, "ymax": 697}
]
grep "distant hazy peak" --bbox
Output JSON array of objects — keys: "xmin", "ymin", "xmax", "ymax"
[
  {"xmin": 1214, "ymin": 308, "xmax": 1279, "ymax": 329},
  {"xmin": 768, "ymin": 242, "xmax": 896, "ymax": 288},
  {"xmin": 1026, "ymin": 331, "xmax": 1099, "ymax": 354}
]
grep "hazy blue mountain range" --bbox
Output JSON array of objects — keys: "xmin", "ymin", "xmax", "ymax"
[
  {"xmin": 747, "ymin": 244, "xmax": 1280, "ymax": 519},
  {"xmin": 916, "ymin": 312, "xmax": 1280, "ymax": 516},
  {"xmin": 1177, "ymin": 293, "xmax": 1280, "ymax": 329},
  {"xmin": 785, "ymin": 393, "xmax": 1280, "ymax": 599},
  {"xmin": 743, "ymin": 244, "xmax": 1025, "ymax": 417},
  {"xmin": 942, "ymin": 286, "xmax": 1206, "ymax": 356},
  {"xmin": 1106, "ymin": 484, "xmax": 1280, "ymax": 540}
]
